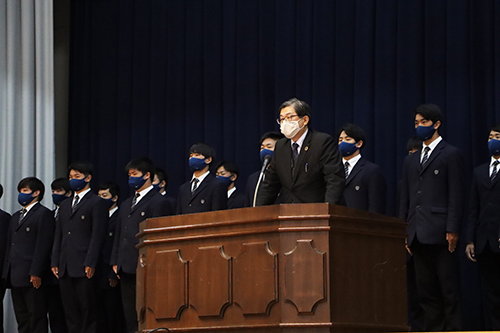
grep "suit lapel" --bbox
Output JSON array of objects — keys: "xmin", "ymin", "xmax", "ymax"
[
  {"xmin": 346, "ymin": 157, "xmax": 364, "ymax": 186},
  {"xmin": 190, "ymin": 174, "xmax": 212, "ymax": 203},
  {"xmin": 420, "ymin": 141, "xmax": 445, "ymax": 175},
  {"xmin": 130, "ymin": 189, "xmax": 154, "ymax": 214},
  {"xmin": 16, "ymin": 203, "xmax": 38, "ymax": 230},
  {"xmin": 71, "ymin": 192, "xmax": 90, "ymax": 216},
  {"xmin": 292, "ymin": 130, "xmax": 313, "ymax": 183}
]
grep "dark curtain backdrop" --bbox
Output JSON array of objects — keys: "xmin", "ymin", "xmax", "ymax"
[{"xmin": 68, "ymin": 0, "xmax": 500, "ymax": 329}]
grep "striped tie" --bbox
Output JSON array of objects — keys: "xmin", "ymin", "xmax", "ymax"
[
  {"xmin": 344, "ymin": 161, "xmax": 350, "ymax": 179},
  {"xmin": 421, "ymin": 147, "xmax": 430, "ymax": 166},
  {"xmin": 18, "ymin": 208, "xmax": 27, "ymax": 225},
  {"xmin": 491, "ymin": 160, "xmax": 499, "ymax": 182},
  {"xmin": 72, "ymin": 195, "xmax": 80, "ymax": 213}
]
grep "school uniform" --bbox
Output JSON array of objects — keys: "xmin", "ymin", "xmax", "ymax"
[
  {"xmin": 4, "ymin": 202, "xmax": 54, "ymax": 333},
  {"xmin": 227, "ymin": 188, "xmax": 245, "ymax": 209},
  {"xmin": 176, "ymin": 172, "xmax": 227, "ymax": 214},
  {"xmin": 0, "ymin": 208, "xmax": 11, "ymax": 333}
]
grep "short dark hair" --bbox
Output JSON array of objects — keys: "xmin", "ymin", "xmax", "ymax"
[
  {"xmin": 155, "ymin": 168, "xmax": 168, "ymax": 186},
  {"xmin": 51, "ymin": 178, "xmax": 72, "ymax": 193},
  {"xmin": 259, "ymin": 132, "xmax": 285, "ymax": 145},
  {"xmin": 125, "ymin": 158, "xmax": 155, "ymax": 179},
  {"xmin": 279, "ymin": 98, "xmax": 312, "ymax": 119},
  {"xmin": 406, "ymin": 136, "xmax": 423, "ymax": 152},
  {"xmin": 0, "ymin": 184, "xmax": 3, "ymax": 200},
  {"xmin": 414, "ymin": 104, "xmax": 443, "ymax": 124},
  {"xmin": 490, "ymin": 123, "xmax": 500, "ymax": 134},
  {"xmin": 215, "ymin": 161, "xmax": 240, "ymax": 177},
  {"xmin": 68, "ymin": 161, "xmax": 93, "ymax": 177},
  {"xmin": 18, "ymin": 177, "xmax": 45, "ymax": 201},
  {"xmin": 98, "ymin": 181, "xmax": 120, "ymax": 199},
  {"xmin": 189, "ymin": 143, "xmax": 215, "ymax": 162},
  {"xmin": 338, "ymin": 123, "xmax": 366, "ymax": 148}
]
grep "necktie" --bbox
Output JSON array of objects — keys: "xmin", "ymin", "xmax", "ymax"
[
  {"xmin": 292, "ymin": 143, "xmax": 299, "ymax": 164},
  {"xmin": 421, "ymin": 146, "xmax": 430, "ymax": 166},
  {"xmin": 131, "ymin": 192, "xmax": 140, "ymax": 209},
  {"xmin": 344, "ymin": 161, "xmax": 350, "ymax": 179},
  {"xmin": 18, "ymin": 208, "xmax": 27, "ymax": 224},
  {"xmin": 191, "ymin": 178, "xmax": 199, "ymax": 193},
  {"xmin": 72, "ymin": 195, "xmax": 80, "ymax": 213},
  {"xmin": 491, "ymin": 160, "xmax": 500, "ymax": 182}
]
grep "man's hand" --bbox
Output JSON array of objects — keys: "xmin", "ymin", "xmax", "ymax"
[
  {"xmin": 113, "ymin": 265, "xmax": 119, "ymax": 279},
  {"xmin": 446, "ymin": 232, "xmax": 459, "ymax": 253},
  {"xmin": 109, "ymin": 278, "xmax": 118, "ymax": 288},
  {"xmin": 465, "ymin": 243, "xmax": 476, "ymax": 262},
  {"xmin": 85, "ymin": 266, "xmax": 95, "ymax": 279},
  {"xmin": 30, "ymin": 275, "xmax": 41, "ymax": 289},
  {"xmin": 51, "ymin": 266, "xmax": 59, "ymax": 279},
  {"xmin": 405, "ymin": 239, "xmax": 412, "ymax": 255}
]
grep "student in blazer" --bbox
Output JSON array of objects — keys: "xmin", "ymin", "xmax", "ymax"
[
  {"xmin": 111, "ymin": 158, "xmax": 172, "ymax": 333},
  {"xmin": 465, "ymin": 124, "xmax": 500, "ymax": 330},
  {"xmin": 0, "ymin": 184, "xmax": 11, "ymax": 333},
  {"xmin": 215, "ymin": 161, "xmax": 245, "ymax": 209},
  {"xmin": 177, "ymin": 143, "xmax": 227, "ymax": 214},
  {"xmin": 51, "ymin": 161, "xmax": 108, "ymax": 333},
  {"xmin": 256, "ymin": 98, "xmax": 345, "ymax": 205},
  {"xmin": 399, "ymin": 104, "xmax": 465, "ymax": 331},
  {"xmin": 337, "ymin": 123, "xmax": 386, "ymax": 214},
  {"xmin": 4, "ymin": 177, "xmax": 54, "ymax": 333}
]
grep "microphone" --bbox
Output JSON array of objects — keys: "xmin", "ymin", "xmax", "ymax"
[{"xmin": 253, "ymin": 155, "xmax": 272, "ymax": 207}]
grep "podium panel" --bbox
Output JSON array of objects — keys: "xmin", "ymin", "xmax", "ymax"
[{"xmin": 136, "ymin": 203, "xmax": 408, "ymax": 332}]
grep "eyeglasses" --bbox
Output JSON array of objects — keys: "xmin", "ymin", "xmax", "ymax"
[{"xmin": 276, "ymin": 114, "xmax": 300, "ymax": 124}]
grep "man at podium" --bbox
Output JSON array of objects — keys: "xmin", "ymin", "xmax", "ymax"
[{"xmin": 256, "ymin": 98, "xmax": 345, "ymax": 205}]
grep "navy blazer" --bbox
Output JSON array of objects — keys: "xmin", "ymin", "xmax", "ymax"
[
  {"xmin": 344, "ymin": 157, "xmax": 387, "ymax": 214},
  {"xmin": 399, "ymin": 140, "xmax": 465, "ymax": 246},
  {"xmin": 467, "ymin": 162, "xmax": 500, "ymax": 254},
  {"xmin": 245, "ymin": 171, "xmax": 283, "ymax": 207},
  {"xmin": 112, "ymin": 189, "xmax": 171, "ymax": 274},
  {"xmin": 51, "ymin": 191, "xmax": 108, "ymax": 278},
  {"xmin": 227, "ymin": 189, "xmax": 245, "ymax": 210},
  {"xmin": 0, "ymin": 209, "xmax": 11, "ymax": 278},
  {"xmin": 4, "ymin": 203, "xmax": 55, "ymax": 287},
  {"xmin": 256, "ymin": 129, "xmax": 345, "ymax": 205},
  {"xmin": 176, "ymin": 173, "xmax": 227, "ymax": 214},
  {"xmin": 98, "ymin": 209, "xmax": 119, "ymax": 288}
]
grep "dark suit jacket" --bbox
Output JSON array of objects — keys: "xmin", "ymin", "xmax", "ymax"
[
  {"xmin": 111, "ymin": 189, "xmax": 171, "ymax": 274},
  {"xmin": 4, "ymin": 203, "xmax": 55, "ymax": 287},
  {"xmin": 256, "ymin": 129, "xmax": 345, "ymax": 205},
  {"xmin": 0, "ymin": 209, "xmax": 11, "ymax": 278},
  {"xmin": 228, "ymin": 189, "xmax": 245, "ymax": 209},
  {"xmin": 466, "ymin": 162, "xmax": 500, "ymax": 254},
  {"xmin": 98, "ymin": 209, "xmax": 119, "ymax": 288},
  {"xmin": 163, "ymin": 192, "xmax": 177, "ymax": 213},
  {"xmin": 51, "ymin": 191, "xmax": 108, "ymax": 278},
  {"xmin": 245, "ymin": 171, "xmax": 283, "ymax": 207},
  {"xmin": 344, "ymin": 157, "xmax": 387, "ymax": 214},
  {"xmin": 399, "ymin": 140, "xmax": 465, "ymax": 246},
  {"xmin": 176, "ymin": 173, "xmax": 227, "ymax": 214}
]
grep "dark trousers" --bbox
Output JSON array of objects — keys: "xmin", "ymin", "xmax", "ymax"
[
  {"xmin": 411, "ymin": 239, "xmax": 461, "ymax": 331},
  {"xmin": 0, "ymin": 279, "xmax": 5, "ymax": 333},
  {"xmin": 11, "ymin": 285, "xmax": 49, "ymax": 333},
  {"xmin": 59, "ymin": 275, "xmax": 99, "ymax": 333},
  {"xmin": 476, "ymin": 245, "xmax": 500, "ymax": 330},
  {"xmin": 119, "ymin": 272, "xmax": 137, "ymax": 333},
  {"xmin": 97, "ymin": 285, "xmax": 127, "ymax": 333},
  {"xmin": 48, "ymin": 284, "xmax": 68, "ymax": 333},
  {"xmin": 406, "ymin": 254, "xmax": 424, "ymax": 331}
]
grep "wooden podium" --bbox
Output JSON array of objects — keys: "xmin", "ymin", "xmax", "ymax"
[{"xmin": 136, "ymin": 204, "xmax": 408, "ymax": 332}]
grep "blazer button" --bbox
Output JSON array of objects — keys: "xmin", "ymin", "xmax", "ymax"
[
  {"xmin": 417, "ymin": 191, "xmax": 421, "ymax": 194},
  {"xmin": 68, "ymin": 232, "xmax": 71, "ymax": 235},
  {"xmin": 416, "ymin": 205, "xmax": 421, "ymax": 209}
]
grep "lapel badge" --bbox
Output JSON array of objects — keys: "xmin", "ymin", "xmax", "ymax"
[
  {"xmin": 26, "ymin": 227, "xmax": 30, "ymax": 232},
  {"xmin": 109, "ymin": 232, "xmax": 113, "ymax": 237},
  {"xmin": 355, "ymin": 186, "xmax": 360, "ymax": 191},
  {"xmin": 304, "ymin": 146, "xmax": 309, "ymax": 151},
  {"xmin": 81, "ymin": 215, "xmax": 85, "ymax": 220},
  {"xmin": 434, "ymin": 170, "xmax": 439, "ymax": 175},
  {"xmin": 141, "ymin": 211, "xmax": 145, "ymax": 216},
  {"xmin": 201, "ymin": 199, "xmax": 205, "ymax": 204}
]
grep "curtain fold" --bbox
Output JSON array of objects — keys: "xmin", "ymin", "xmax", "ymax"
[{"xmin": 0, "ymin": 0, "xmax": 54, "ymax": 329}]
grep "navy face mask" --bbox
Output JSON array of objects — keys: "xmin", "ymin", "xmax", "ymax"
[
  {"xmin": 18, "ymin": 192, "xmax": 34, "ymax": 206},
  {"xmin": 338, "ymin": 142, "xmax": 358, "ymax": 157},
  {"xmin": 260, "ymin": 149, "xmax": 274, "ymax": 163},
  {"xmin": 102, "ymin": 197, "xmax": 115, "ymax": 208},
  {"xmin": 70, "ymin": 178, "xmax": 88, "ymax": 192},
  {"xmin": 52, "ymin": 193, "xmax": 68, "ymax": 206},
  {"xmin": 189, "ymin": 157, "xmax": 207, "ymax": 171},
  {"xmin": 488, "ymin": 139, "xmax": 500, "ymax": 156},
  {"xmin": 415, "ymin": 125, "xmax": 436, "ymax": 141},
  {"xmin": 129, "ymin": 176, "xmax": 147, "ymax": 190},
  {"xmin": 216, "ymin": 175, "xmax": 233, "ymax": 187}
]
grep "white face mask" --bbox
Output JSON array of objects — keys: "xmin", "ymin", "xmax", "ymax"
[{"xmin": 280, "ymin": 119, "xmax": 304, "ymax": 139}]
